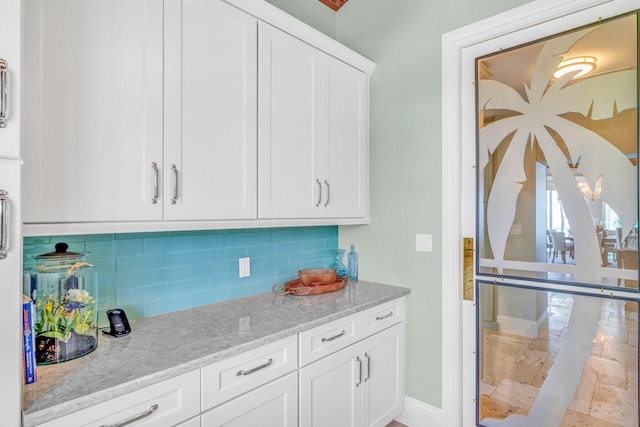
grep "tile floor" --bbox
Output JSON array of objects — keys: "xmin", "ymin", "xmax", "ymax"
[{"xmin": 479, "ymin": 292, "xmax": 638, "ymax": 426}]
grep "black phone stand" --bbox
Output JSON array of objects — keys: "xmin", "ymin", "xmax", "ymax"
[{"xmin": 104, "ymin": 308, "xmax": 132, "ymax": 337}]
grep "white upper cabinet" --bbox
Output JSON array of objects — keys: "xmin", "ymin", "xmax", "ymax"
[
  {"xmin": 258, "ymin": 22, "xmax": 323, "ymax": 219},
  {"xmin": 22, "ymin": 0, "xmax": 164, "ymax": 223},
  {"xmin": 21, "ymin": 0, "xmax": 373, "ymax": 233},
  {"xmin": 164, "ymin": 0, "xmax": 257, "ymax": 220},
  {"xmin": 0, "ymin": 0, "xmax": 21, "ymax": 159},
  {"xmin": 258, "ymin": 23, "xmax": 369, "ymax": 220},
  {"xmin": 322, "ymin": 55, "xmax": 368, "ymax": 219}
]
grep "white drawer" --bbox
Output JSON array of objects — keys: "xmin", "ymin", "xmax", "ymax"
[
  {"xmin": 298, "ymin": 312, "xmax": 362, "ymax": 366},
  {"xmin": 39, "ymin": 370, "xmax": 200, "ymax": 427},
  {"xmin": 201, "ymin": 334, "xmax": 298, "ymax": 411},
  {"xmin": 362, "ymin": 297, "xmax": 405, "ymax": 337}
]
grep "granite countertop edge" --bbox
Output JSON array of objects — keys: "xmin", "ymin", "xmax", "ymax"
[{"xmin": 23, "ymin": 281, "xmax": 410, "ymax": 426}]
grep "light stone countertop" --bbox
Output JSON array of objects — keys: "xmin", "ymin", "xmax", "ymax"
[{"xmin": 22, "ymin": 281, "xmax": 410, "ymax": 426}]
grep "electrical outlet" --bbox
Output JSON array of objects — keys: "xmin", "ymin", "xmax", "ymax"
[{"xmin": 239, "ymin": 257, "xmax": 250, "ymax": 278}]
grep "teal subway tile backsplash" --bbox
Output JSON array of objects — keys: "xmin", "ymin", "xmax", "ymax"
[{"xmin": 24, "ymin": 226, "xmax": 338, "ymax": 325}]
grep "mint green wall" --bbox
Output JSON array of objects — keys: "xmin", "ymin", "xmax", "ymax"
[
  {"xmin": 266, "ymin": 0, "xmax": 531, "ymax": 409},
  {"xmin": 336, "ymin": 0, "xmax": 531, "ymax": 408}
]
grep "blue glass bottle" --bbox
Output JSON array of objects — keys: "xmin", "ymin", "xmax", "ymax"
[{"xmin": 347, "ymin": 244, "xmax": 358, "ymax": 282}]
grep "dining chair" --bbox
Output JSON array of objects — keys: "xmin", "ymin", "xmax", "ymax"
[
  {"xmin": 601, "ymin": 230, "xmax": 617, "ymax": 265},
  {"xmin": 550, "ymin": 230, "xmax": 574, "ymax": 264},
  {"xmin": 546, "ymin": 231, "xmax": 553, "ymax": 261}
]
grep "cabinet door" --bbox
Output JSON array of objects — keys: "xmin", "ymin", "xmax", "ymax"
[
  {"xmin": 258, "ymin": 22, "xmax": 323, "ymax": 219},
  {"xmin": 164, "ymin": 0, "xmax": 257, "ymax": 220},
  {"xmin": 0, "ymin": 0, "xmax": 21, "ymax": 159},
  {"xmin": 201, "ymin": 372, "xmax": 298, "ymax": 427},
  {"xmin": 362, "ymin": 323, "xmax": 405, "ymax": 427},
  {"xmin": 322, "ymin": 56, "xmax": 368, "ymax": 218},
  {"xmin": 299, "ymin": 343, "xmax": 362, "ymax": 427},
  {"xmin": 22, "ymin": 0, "xmax": 163, "ymax": 223},
  {"xmin": 0, "ymin": 160, "xmax": 22, "ymax": 425}
]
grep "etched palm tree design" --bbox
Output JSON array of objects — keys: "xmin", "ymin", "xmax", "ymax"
[
  {"xmin": 478, "ymin": 23, "xmax": 637, "ymax": 284},
  {"xmin": 477, "ymin": 17, "xmax": 638, "ymax": 427}
]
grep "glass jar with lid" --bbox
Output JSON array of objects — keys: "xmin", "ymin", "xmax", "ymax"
[{"xmin": 24, "ymin": 242, "xmax": 99, "ymax": 364}]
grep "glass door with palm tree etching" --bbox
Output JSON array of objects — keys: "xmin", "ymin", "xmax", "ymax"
[{"xmin": 474, "ymin": 11, "xmax": 639, "ymax": 426}]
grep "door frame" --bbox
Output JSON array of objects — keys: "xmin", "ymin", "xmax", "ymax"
[{"xmin": 441, "ymin": 0, "xmax": 636, "ymax": 424}]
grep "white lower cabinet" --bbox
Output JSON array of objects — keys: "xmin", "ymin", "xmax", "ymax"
[
  {"xmin": 361, "ymin": 323, "xmax": 406, "ymax": 427},
  {"xmin": 31, "ymin": 299, "xmax": 404, "ymax": 427},
  {"xmin": 299, "ymin": 323, "xmax": 405, "ymax": 427},
  {"xmin": 201, "ymin": 372, "xmax": 298, "ymax": 427},
  {"xmin": 38, "ymin": 370, "xmax": 201, "ymax": 427},
  {"xmin": 299, "ymin": 341, "xmax": 362, "ymax": 427}
]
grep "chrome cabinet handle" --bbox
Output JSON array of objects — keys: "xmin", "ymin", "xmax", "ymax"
[
  {"xmin": 316, "ymin": 179, "xmax": 322, "ymax": 207},
  {"xmin": 324, "ymin": 180, "xmax": 330, "ymax": 207},
  {"xmin": 321, "ymin": 330, "xmax": 345, "ymax": 342},
  {"xmin": 170, "ymin": 164, "xmax": 178, "ymax": 204},
  {"xmin": 236, "ymin": 358, "xmax": 273, "ymax": 376},
  {"xmin": 0, "ymin": 59, "xmax": 7, "ymax": 128},
  {"xmin": 151, "ymin": 162, "xmax": 159, "ymax": 204},
  {"xmin": 356, "ymin": 356, "xmax": 362, "ymax": 387},
  {"xmin": 375, "ymin": 312, "xmax": 393, "ymax": 321},
  {"xmin": 364, "ymin": 352, "xmax": 370, "ymax": 382},
  {"xmin": 99, "ymin": 404, "xmax": 159, "ymax": 427},
  {"xmin": 0, "ymin": 190, "xmax": 7, "ymax": 259}
]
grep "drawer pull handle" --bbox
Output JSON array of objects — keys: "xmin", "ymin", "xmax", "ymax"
[
  {"xmin": 0, "ymin": 59, "xmax": 7, "ymax": 128},
  {"xmin": 237, "ymin": 358, "xmax": 273, "ymax": 376},
  {"xmin": 321, "ymin": 330, "xmax": 345, "ymax": 342},
  {"xmin": 0, "ymin": 190, "xmax": 8, "ymax": 259},
  {"xmin": 99, "ymin": 404, "xmax": 159, "ymax": 427},
  {"xmin": 375, "ymin": 312, "xmax": 393, "ymax": 321}
]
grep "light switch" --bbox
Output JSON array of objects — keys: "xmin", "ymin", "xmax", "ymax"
[
  {"xmin": 239, "ymin": 257, "xmax": 251, "ymax": 278},
  {"xmin": 510, "ymin": 224, "xmax": 523, "ymax": 235},
  {"xmin": 416, "ymin": 234, "xmax": 432, "ymax": 252}
]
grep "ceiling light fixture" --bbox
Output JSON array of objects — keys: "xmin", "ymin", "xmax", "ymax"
[
  {"xmin": 553, "ymin": 56, "xmax": 597, "ymax": 79},
  {"xmin": 576, "ymin": 175, "xmax": 602, "ymax": 201}
]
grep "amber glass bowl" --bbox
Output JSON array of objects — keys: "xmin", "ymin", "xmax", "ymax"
[{"xmin": 298, "ymin": 268, "xmax": 337, "ymax": 285}]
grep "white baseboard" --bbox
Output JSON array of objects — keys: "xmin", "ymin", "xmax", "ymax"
[
  {"xmin": 395, "ymin": 395, "xmax": 443, "ymax": 426},
  {"xmin": 496, "ymin": 310, "xmax": 548, "ymax": 339}
]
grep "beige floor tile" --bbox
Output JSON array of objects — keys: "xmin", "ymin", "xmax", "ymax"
[
  {"xmin": 479, "ymin": 394, "xmax": 528, "ymax": 421},
  {"xmin": 479, "ymin": 293, "xmax": 638, "ymax": 426},
  {"xmin": 590, "ymin": 382, "xmax": 639, "ymax": 427},
  {"xmin": 492, "ymin": 378, "xmax": 539, "ymax": 410},
  {"xmin": 561, "ymin": 409, "xmax": 621, "ymax": 427}
]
